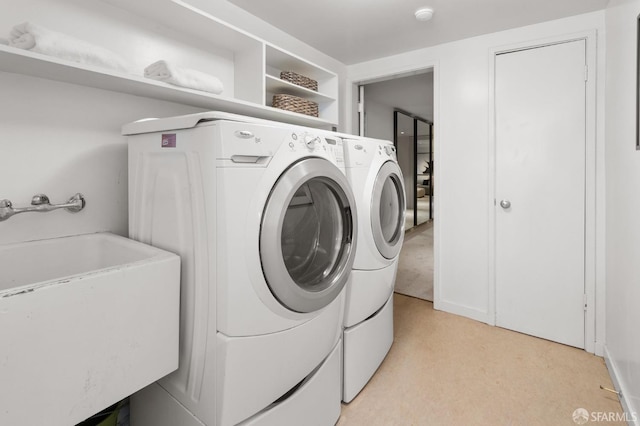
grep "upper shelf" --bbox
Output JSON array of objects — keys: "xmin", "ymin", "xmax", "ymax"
[
  {"xmin": 0, "ymin": 45, "xmax": 336, "ymax": 128},
  {"xmin": 265, "ymin": 45, "xmax": 336, "ymax": 82},
  {"xmin": 266, "ymin": 44, "xmax": 338, "ymax": 100}
]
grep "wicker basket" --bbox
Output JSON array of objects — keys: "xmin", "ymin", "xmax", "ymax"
[
  {"xmin": 280, "ymin": 71, "xmax": 318, "ymax": 91},
  {"xmin": 272, "ymin": 94, "xmax": 319, "ymax": 117}
]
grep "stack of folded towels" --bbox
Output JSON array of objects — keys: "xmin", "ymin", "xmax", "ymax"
[
  {"xmin": 144, "ymin": 60, "xmax": 224, "ymax": 95},
  {"xmin": 7, "ymin": 22, "xmax": 131, "ymax": 73}
]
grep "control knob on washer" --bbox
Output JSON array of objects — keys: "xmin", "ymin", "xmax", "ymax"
[{"xmin": 304, "ymin": 134, "xmax": 320, "ymax": 150}]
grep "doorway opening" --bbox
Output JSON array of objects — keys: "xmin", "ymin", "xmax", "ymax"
[{"xmin": 358, "ymin": 69, "xmax": 435, "ymax": 301}]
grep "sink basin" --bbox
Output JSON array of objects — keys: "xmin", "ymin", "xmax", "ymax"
[{"xmin": 0, "ymin": 232, "xmax": 180, "ymax": 426}]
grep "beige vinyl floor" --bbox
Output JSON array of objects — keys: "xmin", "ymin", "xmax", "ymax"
[{"xmin": 338, "ymin": 294, "xmax": 625, "ymax": 426}]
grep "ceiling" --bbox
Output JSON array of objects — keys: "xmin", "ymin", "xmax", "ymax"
[{"xmin": 226, "ymin": 0, "xmax": 609, "ymax": 65}]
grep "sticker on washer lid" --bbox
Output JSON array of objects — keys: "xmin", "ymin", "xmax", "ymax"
[{"xmin": 161, "ymin": 133, "xmax": 176, "ymax": 148}]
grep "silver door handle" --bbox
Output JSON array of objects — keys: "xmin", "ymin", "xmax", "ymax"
[{"xmin": 500, "ymin": 200, "xmax": 511, "ymax": 209}]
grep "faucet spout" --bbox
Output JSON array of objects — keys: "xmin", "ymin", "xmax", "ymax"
[{"xmin": 31, "ymin": 194, "xmax": 51, "ymax": 206}]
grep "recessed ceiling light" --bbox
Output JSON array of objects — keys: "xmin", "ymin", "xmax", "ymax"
[{"xmin": 415, "ymin": 7, "xmax": 434, "ymax": 22}]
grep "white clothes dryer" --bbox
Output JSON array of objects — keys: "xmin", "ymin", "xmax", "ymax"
[
  {"xmin": 341, "ymin": 136, "xmax": 405, "ymax": 403},
  {"xmin": 125, "ymin": 112, "xmax": 357, "ymax": 426}
]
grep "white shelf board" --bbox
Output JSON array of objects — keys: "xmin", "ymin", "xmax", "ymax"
[
  {"xmin": 265, "ymin": 44, "xmax": 336, "ymax": 81},
  {"xmin": 0, "ymin": 46, "xmax": 336, "ymax": 128},
  {"xmin": 265, "ymin": 75, "xmax": 335, "ymax": 103}
]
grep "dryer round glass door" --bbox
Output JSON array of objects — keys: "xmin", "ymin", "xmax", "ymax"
[
  {"xmin": 260, "ymin": 158, "xmax": 357, "ymax": 313},
  {"xmin": 371, "ymin": 161, "xmax": 405, "ymax": 259}
]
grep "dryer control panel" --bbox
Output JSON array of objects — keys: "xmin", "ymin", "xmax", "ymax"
[
  {"xmin": 380, "ymin": 144, "xmax": 398, "ymax": 161},
  {"xmin": 343, "ymin": 138, "xmax": 397, "ymax": 168}
]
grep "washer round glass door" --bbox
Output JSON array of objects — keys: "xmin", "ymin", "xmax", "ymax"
[
  {"xmin": 260, "ymin": 158, "xmax": 357, "ymax": 313},
  {"xmin": 371, "ymin": 161, "xmax": 405, "ymax": 259}
]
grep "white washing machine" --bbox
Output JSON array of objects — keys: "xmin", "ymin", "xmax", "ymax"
[
  {"xmin": 125, "ymin": 112, "xmax": 357, "ymax": 426},
  {"xmin": 340, "ymin": 136, "xmax": 405, "ymax": 403}
]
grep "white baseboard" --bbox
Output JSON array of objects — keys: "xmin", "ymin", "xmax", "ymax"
[
  {"xmin": 433, "ymin": 299, "xmax": 491, "ymax": 324},
  {"xmin": 604, "ymin": 345, "xmax": 639, "ymax": 426}
]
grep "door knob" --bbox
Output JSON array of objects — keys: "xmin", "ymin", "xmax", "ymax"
[{"xmin": 499, "ymin": 200, "xmax": 511, "ymax": 209}]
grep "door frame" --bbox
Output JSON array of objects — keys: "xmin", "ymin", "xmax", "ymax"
[
  {"xmin": 347, "ymin": 62, "xmax": 440, "ymax": 309},
  {"xmin": 488, "ymin": 30, "xmax": 599, "ymax": 354}
]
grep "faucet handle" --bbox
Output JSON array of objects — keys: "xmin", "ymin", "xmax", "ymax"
[
  {"xmin": 0, "ymin": 199, "xmax": 12, "ymax": 208},
  {"xmin": 31, "ymin": 194, "xmax": 50, "ymax": 206}
]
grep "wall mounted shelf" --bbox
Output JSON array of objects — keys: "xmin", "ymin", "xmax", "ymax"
[
  {"xmin": 1, "ymin": 0, "xmax": 340, "ymax": 129},
  {"xmin": 0, "ymin": 45, "xmax": 336, "ymax": 128},
  {"xmin": 265, "ymin": 44, "xmax": 338, "ymax": 122}
]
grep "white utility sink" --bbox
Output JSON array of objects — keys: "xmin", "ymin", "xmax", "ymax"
[{"xmin": 0, "ymin": 232, "xmax": 180, "ymax": 426}]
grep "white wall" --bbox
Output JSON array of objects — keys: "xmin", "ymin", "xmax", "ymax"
[
  {"xmin": 347, "ymin": 11, "xmax": 607, "ymax": 353},
  {"xmin": 604, "ymin": 0, "xmax": 640, "ymax": 421},
  {"xmin": 0, "ymin": 0, "xmax": 208, "ymax": 245},
  {"xmin": 0, "ymin": 72, "xmax": 204, "ymax": 245},
  {"xmin": 0, "ymin": 0, "xmax": 347, "ymax": 247},
  {"xmin": 363, "ymin": 101, "xmax": 394, "ymax": 142},
  {"xmin": 362, "ymin": 72, "xmax": 434, "ymax": 142}
]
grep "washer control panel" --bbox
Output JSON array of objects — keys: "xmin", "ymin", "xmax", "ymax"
[{"xmin": 288, "ymin": 132, "xmax": 344, "ymax": 164}]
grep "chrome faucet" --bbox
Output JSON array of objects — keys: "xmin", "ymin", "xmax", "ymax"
[{"xmin": 0, "ymin": 193, "xmax": 86, "ymax": 222}]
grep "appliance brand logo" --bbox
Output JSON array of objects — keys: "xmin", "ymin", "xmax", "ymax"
[{"xmin": 161, "ymin": 133, "xmax": 176, "ymax": 148}]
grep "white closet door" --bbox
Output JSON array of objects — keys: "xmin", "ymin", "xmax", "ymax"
[{"xmin": 495, "ymin": 40, "xmax": 586, "ymax": 348}]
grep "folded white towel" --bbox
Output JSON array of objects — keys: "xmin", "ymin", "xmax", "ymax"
[
  {"xmin": 144, "ymin": 60, "xmax": 224, "ymax": 95},
  {"xmin": 8, "ymin": 22, "xmax": 130, "ymax": 73}
]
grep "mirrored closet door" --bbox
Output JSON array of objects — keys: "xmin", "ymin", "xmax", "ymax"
[{"xmin": 394, "ymin": 110, "xmax": 433, "ymax": 231}]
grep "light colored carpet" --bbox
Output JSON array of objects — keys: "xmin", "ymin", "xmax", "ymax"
[
  {"xmin": 339, "ymin": 294, "xmax": 625, "ymax": 425},
  {"xmin": 395, "ymin": 222, "xmax": 433, "ymax": 301}
]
